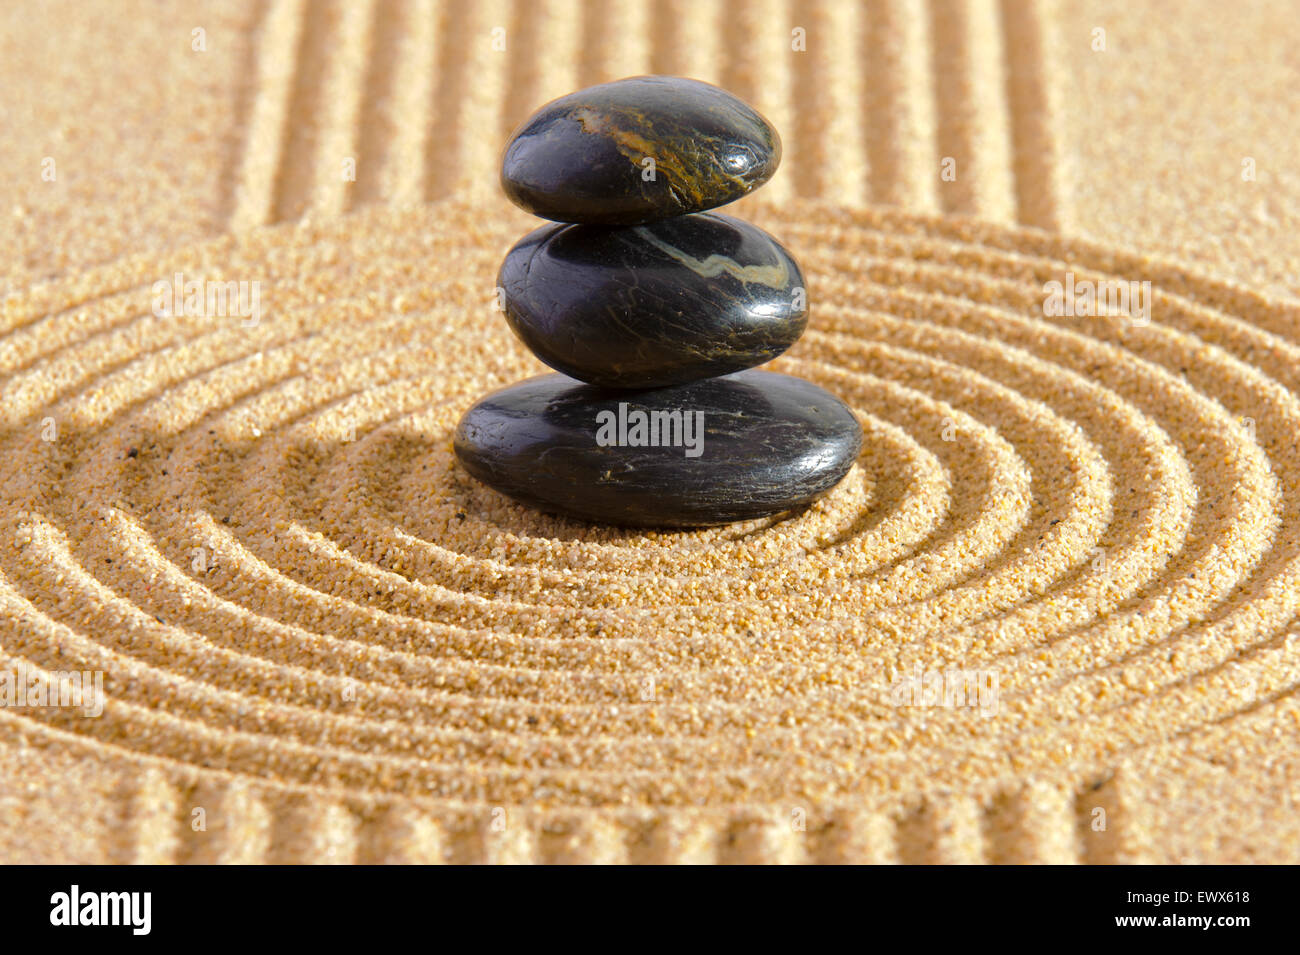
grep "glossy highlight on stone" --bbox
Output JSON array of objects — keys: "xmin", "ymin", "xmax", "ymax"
[
  {"xmin": 501, "ymin": 76, "xmax": 781, "ymax": 225},
  {"xmin": 453, "ymin": 370, "xmax": 862, "ymax": 527},
  {"xmin": 499, "ymin": 213, "xmax": 807, "ymax": 389}
]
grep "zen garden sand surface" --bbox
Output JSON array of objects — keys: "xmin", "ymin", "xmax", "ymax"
[{"xmin": 0, "ymin": 0, "xmax": 1298, "ymax": 863}]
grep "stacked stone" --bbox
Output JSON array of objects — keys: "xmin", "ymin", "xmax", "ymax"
[{"xmin": 455, "ymin": 77, "xmax": 861, "ymax": 527}]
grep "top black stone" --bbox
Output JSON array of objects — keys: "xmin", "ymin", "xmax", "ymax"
[{"xmin": 500, "ymin": 76, "xmax": 782, "ymax": 225}]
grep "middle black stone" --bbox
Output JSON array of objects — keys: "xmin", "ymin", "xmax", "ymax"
[{"xmin": 497, "ymin": 212, "xmax": 807, "ymax": 390}]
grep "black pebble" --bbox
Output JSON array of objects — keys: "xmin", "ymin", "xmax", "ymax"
[
  {"xmin": 501, "ymin": 76, "xmax": 780, "ymax": 225},
  {"xmin": 499, "ymin": 213, "xmax": 807, "ymax": 389},
  {"xmin": 453, "ymin": 370, "xmax": 861, "ymax": 527}
]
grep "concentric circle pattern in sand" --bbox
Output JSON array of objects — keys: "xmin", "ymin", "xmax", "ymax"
[{"xmin": 2, "ymin": 197, "xmax": 1298, "ymax": 863}]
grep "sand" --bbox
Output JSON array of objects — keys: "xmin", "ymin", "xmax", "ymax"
[{"xmin": 0, "ymin": 0, "xmax": 1298, "ymax": 864}]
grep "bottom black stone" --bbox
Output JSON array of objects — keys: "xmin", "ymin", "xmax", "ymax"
[{"xmin": 453, "ymin": 370, "xmax": 862, "ymax": 527}]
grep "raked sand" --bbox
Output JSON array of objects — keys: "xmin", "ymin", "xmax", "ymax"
[{"xmin": 0, "ymin": 0, "xmax": 1298, "ymax": 863}]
